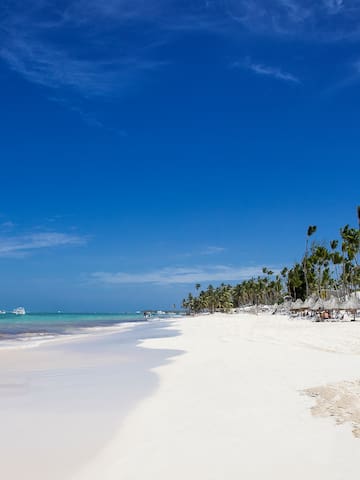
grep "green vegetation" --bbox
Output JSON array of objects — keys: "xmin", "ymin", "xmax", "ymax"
[{"xmin": 182, "ymin": 207, "xmax": 360, "ymax": 314}]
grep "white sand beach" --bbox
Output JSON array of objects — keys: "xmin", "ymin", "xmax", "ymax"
[
  {"xmin": 2, "ymin": 313, "xmax": 360, "ymax": 479},
  {"xmin": 73, "ymin": 313, "xmax": 360, "ymax": 480}
]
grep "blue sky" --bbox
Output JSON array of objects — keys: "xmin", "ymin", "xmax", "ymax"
[{"xmin": 0, "ymin": 1, "xmax": 359, "ymax": 311}]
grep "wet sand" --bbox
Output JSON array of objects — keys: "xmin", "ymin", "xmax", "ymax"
[{"xmin": 0, "ymin": 320, "xmax": 181, "ymax": 480}]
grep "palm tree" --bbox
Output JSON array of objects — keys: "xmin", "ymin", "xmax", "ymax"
[
  {"xmin": 304, "ymin": 225, "xmax": 317, "ymax": 298},
  {"xmin": 340, "ymin": 225, "xmax": 360, "ymax": 294},
  {"xmin": 287, "ymin": 263, "xmax": 306, "ymax": 300},
  {"xmin": 182, "ymin": 206, "xmax": 360, "ymax": 311},
  {"xmin": 310, "ymin": 244, "xmax": 330, "ymax": 297},
  {"xmin": 182, "ymin": 293, "xmax": 194, "ymax": 314},
  {"xmin": 329, "ymin": 240, "xmax": 342, "ymax": 297}
]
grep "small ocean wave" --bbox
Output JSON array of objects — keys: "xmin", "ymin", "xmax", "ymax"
[
  {"xmin": 0, "ymin": 332, "xmax": 59, "ymax": 350},
  {"xmin": 0, "ymin": 312, "xmax": 183, "ymax": 350},
  {"xmin": 0, "ymin": 313, "xmax": 143, "ymax": 350}
]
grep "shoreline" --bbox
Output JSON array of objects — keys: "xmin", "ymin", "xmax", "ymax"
[
  {"xmin": 0, "ymin": 312, "xmax": 184, "ymax": 350},
  {"xmin": 0, "ymin": 320, "xmax": 145, "ymax": 350},
  {"xmin": 0, "ymin": 319, "xmax": 181, "ymax": 480}
]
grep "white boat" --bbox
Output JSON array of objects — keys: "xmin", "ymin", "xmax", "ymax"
[
  {"xmin": 12, "ymin": 307, "xmax": 26, "ymax": 315},
  {"xmin": 0, "ymin": 310, "xmax": 6, "ymax": 314}
]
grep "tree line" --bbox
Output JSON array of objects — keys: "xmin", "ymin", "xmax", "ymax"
[{"xmin": 182, "ymin": 207, "xmax": 360, "ymax": 314}]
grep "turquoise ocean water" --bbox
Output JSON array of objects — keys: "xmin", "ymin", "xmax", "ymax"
[
  {"xmin": 0, "ymin": 311, "xmax": 184, "ymax": 348},
  {"xmin": 0, "ymin": 312, "xmax": 150, "ymax": 348}
]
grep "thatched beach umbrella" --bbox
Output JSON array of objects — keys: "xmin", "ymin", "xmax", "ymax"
[
  {"xmin": 324, "ymin": 296, "xmax": 341, "ymax": 311},
  {"xmin": 303, "ymin": 296, "xmax": 316, "ymax": 309},
  {"xmin": 340, "ymin": 297, "xmax": 360, "ymax": 321},
  {"xmin": 313, "ymin": 298, "xmax": 325, "ymax": 310},
  {"xmin": 341, "ymin": 297, "xmax": 360, "ymax": 310},
  {"xmin": 282, "ymin": 299, "xmax": 292, "ymax": 310},
  {"xmin": 291, "ymin": 299, "xmax": 304, "ymax": 310}
]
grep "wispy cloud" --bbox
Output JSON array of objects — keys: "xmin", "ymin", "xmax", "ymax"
[
  {"xmin": 323, "ymin": 59, "xmax": 360, "ymax": 94},
  {"xmin": 0, "ymin": 33, "xmax": 163, "ymax": 96},
  {"xmin": 174, "ymin": 246, "xmax": 226, "ymax": 259},
  {"xmin": 233, "ymin": 59, "xmax": 300, "ymax": 84},
  {"xmin": 0, "ymin": 1, "xmax": 167, "ymax": 96},
  {"xmin": 0, "ymin": 232, "xmax": 86, "ymax": 257},
  {"xmin": 323, "ymin": 0, "xmax": 344, "ymax": 14},
  {"xmin": 200, "ymin": 246, "xmax": 226, "ymax": 255},
  {"xmin": 91, "ymin": 265, "xmax": 276, "ymax": 285},
  {"xmin": 224, "ymin": 0, "xmax": 359, "ymax": 38},
  {"xmin": 48, "ymin": 96, "xmax": 127, "ymax": 135},
  {"xmin": 249, "ymin": 63, "xmax": 300, "ymax": 83},
  {"xmin": 0, "ymin": 221, "xmax": 16, "ymax": 231},
  {"xmin": 0, "ymin": 0, "xmax": 359, "ymax": 98}
]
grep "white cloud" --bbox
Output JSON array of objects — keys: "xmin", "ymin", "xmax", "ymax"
[
  {"xmin": 225, "ymin": 0, "xmax": 360, "ymax": 39},
  {"xmin": 0, "ymin": 1, "xmax": 166, "ymax": 96},
  {"xmin": 325, "ymin": 59, "xmax": 360, "ymax": 93},
  {"xmin": 323, "ymin": 0, "xmax": 344, "ymax": 14},
  {"xmin": 233, "ymin": 60, "xmax": 300, "ymax": 84},
  {"xmin": 0, "ymin": 221, "xmax": 16, "ymax": 230},
  {"xmin": 0, "ymin": 34, "xmax": 163, "ymax": 96},
  {"xmin": 250, "ymin": 63, "xmax": 300, "ymax": 83},
  {"xmin": 0, "ymin": 0, "xmax": 358, "ymax": 98},
  {"xmin": 201, "ymin": 246, "xmax": 226, "ymax": 255},
  {"xmin": 48, "ymin": 96, "xmax": 127, "ymax": 134},
  {"xmin": 92, "ymin": 265, "xmax": 276, "ymax": 285},
  {"xmin": 0, "ymin": 232, "xmax": 86, "ymax": 257}
]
